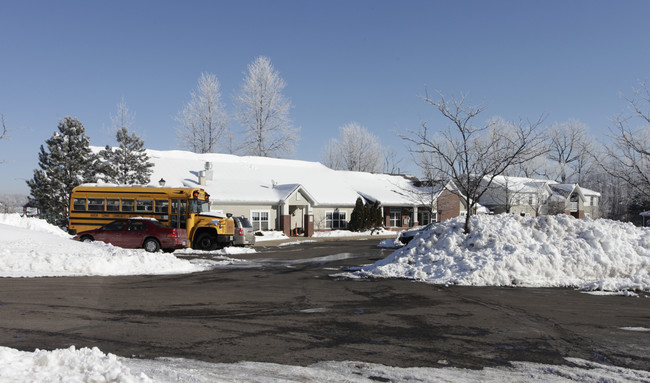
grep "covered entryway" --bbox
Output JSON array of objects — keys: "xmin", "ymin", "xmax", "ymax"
[{"xmin": 279, "ymin": 186, "xmax": 315, "ymax": 237}]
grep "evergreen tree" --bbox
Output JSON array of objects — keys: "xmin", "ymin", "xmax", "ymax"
[
  {"xmin": 27, "ymin": 117, "xmax": 98, "ymax": 224},
  {"xmin": 370, "ymin": 201, "xmax": 383, "ymax": 229},
  {"xmin": 99, "ymin": 127, "xmax": 153, "ymax": 185},
  {"xmin": 349, "ymin": 197, "xmax": 366, "ymax": 232}
]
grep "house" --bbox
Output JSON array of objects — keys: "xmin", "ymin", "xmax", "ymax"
[
  {"xmin": 640, "ymin": 211, "xmax": 650, "ymax": 226},
  {"xmin": 480, "ymin": 176, "xmax": 553, "ymax": 216},
  {"xmin": 142, "ymin": 149, "xmax": 465, "ymax": 237},
  {"xmin": 478, "ymin": 175, "xmax": 600, "ymax": 218}
]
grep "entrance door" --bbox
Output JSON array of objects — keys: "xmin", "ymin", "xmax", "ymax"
[{"xmin": 171, "ymin": 199, "xmax": 187, "ymax": 229}]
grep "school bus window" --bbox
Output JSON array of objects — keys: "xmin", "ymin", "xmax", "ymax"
[
  {"xmin": 73, "ymin": 198, "xmax": 86, "ymax": 211},
  {"xmin": 88, "ymin": 198, "xmax": 105, "ymax": 212},
  {"xmin": 136, "ymin": 199, "xmax": 153, "ymax": 212},
  {"xmin": 154, "ymin": 199, "xmax": 169, "ymax": 213},
  {"xmin": 122, "ymin": 199, "xmax": 135, "ymax": 212},
  {"xmin": 106, "ymin": 199, "xmax": 120, "ymax": 212}
]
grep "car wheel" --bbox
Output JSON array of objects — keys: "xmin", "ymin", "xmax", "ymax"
[
  {"xmin": 81, "ymin": 235, "xmax": 94, "ymax": 242},
  {"xmin": 143, "ymin": 238, "xmax": 161, "ymax": 253},
  {"xmin": 195, "ymin": 233, "xmax": 218, "ymax": 251}
]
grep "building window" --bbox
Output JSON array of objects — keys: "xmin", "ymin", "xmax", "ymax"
[
  {"xmin": 418, "ymin": 211, "xmax": 431, "ymax": 225},
  {"xmin": 326, "ymin": 210, "xmax": 347, "ymax": 229},
  {"xmin": 389, "ymin": 208, "xmax": 402, "ymax": 227},
  {"xmin": 251, "ymin": 210, "xmax": 270, "ymax": 231}
]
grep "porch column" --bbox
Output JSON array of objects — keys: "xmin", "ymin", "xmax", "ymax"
[
  {"xmin": 279, "ymin": 203, "xmax": 291, "ymax": 237},
  {"xmin": 304, "ymin": 206, "xmax": 314, "ymax": 237},
  {"xmin": 412, "ymin": 206, "xmax": 419, "ymax": 226}
]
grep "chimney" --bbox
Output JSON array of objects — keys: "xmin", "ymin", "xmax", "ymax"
[{"xmin": 204, "ymin": 162, "xmax": 214, "ymax": 181}]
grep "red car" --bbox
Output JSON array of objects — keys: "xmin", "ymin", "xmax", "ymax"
[{"xmin": 73, "ymin": 218, "xmax": 188, "ymax": 252}]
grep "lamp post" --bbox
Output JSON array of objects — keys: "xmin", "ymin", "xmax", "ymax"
[{"xmin": 158, "ymin": 178, "xmax": 166, "ymax": 187}]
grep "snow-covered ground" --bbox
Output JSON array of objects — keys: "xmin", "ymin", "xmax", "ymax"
[
  {"xmin": 352, "ymin": 214, "xmax": 650, "ymax": 292},
  {"xmin": 0, "ymin": 214, "xmax": 248, "ymax": 277},
  {"xmin": 2, "ymin": 346, "xmax": 650, "ymax": 383},
  {"xmin": 2, "ymin": 213, "xmax": 650, "ymax": 381}
]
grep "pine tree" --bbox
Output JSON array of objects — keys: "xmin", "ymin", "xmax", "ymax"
[
  {"xmin": 27, "ymin": 117, "xmax": 98, "ymax": 224},
  {"xmin": 349, "ymin": 197, "xmax": 366, "ymax": 232},
  {"xmin": 100, "ymin": 127, "xmax": 153, "ymax": 185},
  {"xmin": 370, "ymin": 201, "xmax": 383, "ymax": 230}
]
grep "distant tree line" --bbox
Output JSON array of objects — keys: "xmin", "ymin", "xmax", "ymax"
[{"xmin": 403, "ymin": 82, "xmax": 650, "ymax": 231}]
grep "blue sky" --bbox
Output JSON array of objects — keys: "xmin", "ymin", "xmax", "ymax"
[{"xmin": 1, "ymin": 0, "xmax": 649, "ymax": 194}]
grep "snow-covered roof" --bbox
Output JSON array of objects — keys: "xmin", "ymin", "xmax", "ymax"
[
  {"xmin": 141, "ymin": 149, "xmax": 428, "ymax": 207},
  {"xmin": 548, "ymin": 183, "xmax": 576, "ymax": 198},
  {"xmin": 487, "ymin": 175, "xmax": 551, "ymax": 194}
]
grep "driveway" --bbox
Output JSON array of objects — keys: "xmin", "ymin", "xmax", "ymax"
[{"xmin": 0, "ymin": 239, "xmax": 648, "ymax": 371}]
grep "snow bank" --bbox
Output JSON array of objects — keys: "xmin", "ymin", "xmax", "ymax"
[
  {"xmin": 2, "ymin": 346, "xmax": 649, "ymax": 382},
  {"xmin": 0, "ymin": 213, "xmax": 70, "ymax": 238},
  {"xmin": 0, "ymin": 214, "xmax": 227, "ymax": 277},
  {"xmin": 0, "ymin": 346, "xmax": 151, "ymax": 383},
  {"xmin": 354, "ymin": 214, "xmax": 650, "ymax": 291}
]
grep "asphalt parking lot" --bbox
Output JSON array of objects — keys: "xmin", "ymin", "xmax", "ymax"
[{"xmin": 0, "ymin": 239, "xmax": 648, "ymax": 371}]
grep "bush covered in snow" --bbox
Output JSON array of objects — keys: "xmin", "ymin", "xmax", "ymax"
[{"xmin": 355, "ymin": 214, "xmax": 650, "ymax": 292}]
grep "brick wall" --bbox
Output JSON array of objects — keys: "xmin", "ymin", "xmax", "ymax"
[{"xmin": 437, "ymin": 190, "xmax": 461, "ymax": 221}]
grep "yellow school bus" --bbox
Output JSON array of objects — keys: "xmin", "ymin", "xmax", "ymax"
[{"xmin": 68, "ymin": 185, "xmax": 234, "ymax": 250}]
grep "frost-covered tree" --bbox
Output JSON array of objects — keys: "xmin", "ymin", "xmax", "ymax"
[
  {"xmin": 322, "ymin": 122, "xmax": 384, "ymax": 173},
  {"xmin": 402, "ymin": 92, "xmax": 545, "ymax": 234},
  {"xmin": 546, "ymin": 119, "xmax": 594, "ymax": 183},
  {"xmin": 99, "ymin": 127, "xmax": 153, "ymax": 185},
  {"xmin": 235, "ymin": 56, "xmax": 298, "ymax": 157},
  {"xmin": 600, "ymin": 81, "xmax": 650, "ymax": 200},
  {"xmin": 177, "ymin": 73, "xmax": 230, "ymax": 154},
  {"xmin": 27, "ymin": 117, "xmax": 98, "ymax": 224}
]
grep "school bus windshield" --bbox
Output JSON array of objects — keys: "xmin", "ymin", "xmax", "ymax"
[{"xmin": 189, "ymin": 199, "xmax": 210, "ymax": 214}]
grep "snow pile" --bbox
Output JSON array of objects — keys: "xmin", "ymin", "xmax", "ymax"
[
  {"xmin": 0, "ymin": 346, "xmax": 152, "ymax": 383},
  {"xmin": 255, "ymin": 231, "xmax": 290, "ymax": 242},
  {"xmin": 0, "ymin": 214, "xmax": 229, "ymax": 277},
  {"xmin": 2, "ymin": 346, "xmax": 650, "ymax": 382},
  {"xmin": 354, "ymin": 214, "xmax": 650, "ymax": 291},
  {"xmin": 0, "ymin": 213, "xmax": 70, "ymax": 238}
]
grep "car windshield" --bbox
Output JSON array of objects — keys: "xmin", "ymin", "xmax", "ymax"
[{"xmin": 421, "ymin": 223, "xmax": 435, "ymax": 231}]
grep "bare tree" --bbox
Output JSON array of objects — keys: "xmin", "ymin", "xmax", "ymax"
[
  {"xmin": 111, "ymin": 97, "xmax": 135, "ymax": 134},
  {"xmin": 546, "ymin": 119, "xmax": 593, "ymax": 183},
  {"xmin": 0, "ymin": 113, "xmax": 7, "ymax": 140},
  {"xmin": 177, "ymin": 72, "xmax": 230, "ymax": 154},
  {"xmin": 599, "ymin": 82, "xmax": 650, "ymax": 200},
  {"xmin": 383, "ymin": 149, "xmax": 403, "ymax": 174},
  {"xmin": 322, "ymin": 122, "xmax": 384, "ymax": 172},
  {"xmin": 401, "ymin": 93, "xmax": 545, "ymax": 233},
  {"xmin": 235, "ymin": 56, "xmax": 297, "ymax": 157}
]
